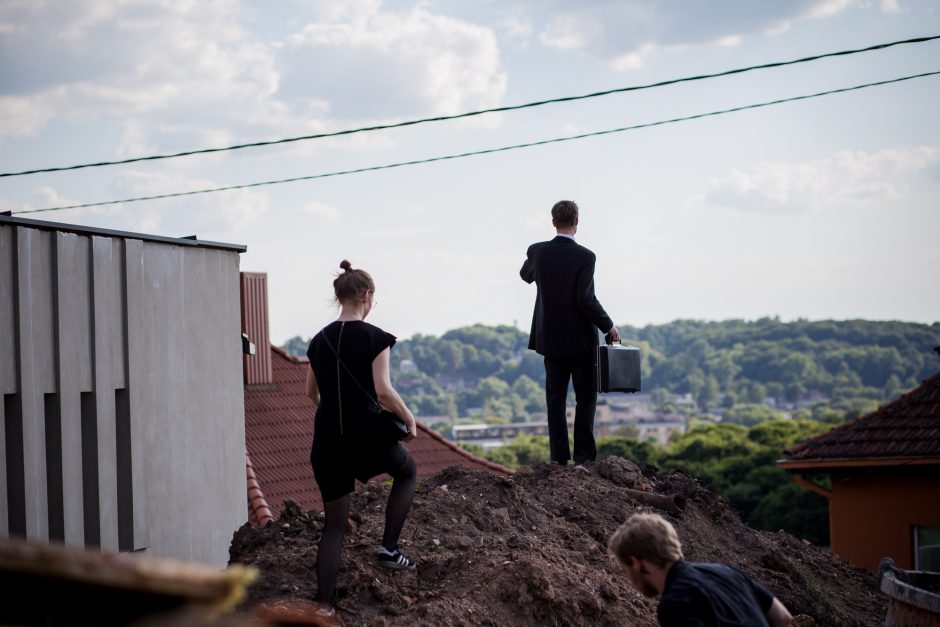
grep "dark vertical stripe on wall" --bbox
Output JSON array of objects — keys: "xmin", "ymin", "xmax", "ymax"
[
  {"xmin": 44, "ymin": 393, "xmax": 64, "ymax": 541},
  {"xmin": 80, "ymin": 391, "xmax": 100, "ymax": 547},
  {"xmin": 48, "ymin": 234, "xmax": 64, "ymax": 542},
  {"xmin": 4, "ymin": 394, "xmax": 25, "ymax": 537},
  {"xmin": 115, "ymin": 388, "xmax": 132, "ymax": 551}
]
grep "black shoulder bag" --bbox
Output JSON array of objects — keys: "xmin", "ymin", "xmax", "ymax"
[{"xmin": 319, "ymin": 326, "xmax": 409, "ymax": 441}]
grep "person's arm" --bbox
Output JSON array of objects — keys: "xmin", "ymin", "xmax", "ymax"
[
  {"xmin": 575, "ymin": 258, "xmax": 615, "ymax": 334},
  {"xmin": 657, "ymin": 604, "xmax": 705, "ymax": 627},
  {"xmin": 372, "ymin": 348, "xmax": 417, "ymax": 442},
  {"xmin": 305, "ymin": 366, "xmax": 320, "ymax": 410},
  {"xmin": 765, "ymin": 598, "xmax": 793, "ymax": 627},
  {"xmin": 520, "ymin": 246, "xmax": 535, "ymax": 284}
]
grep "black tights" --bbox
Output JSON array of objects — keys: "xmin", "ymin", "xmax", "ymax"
[{"xmin": 316, "ymin": 455, "xmax": 417, "ymax": 605}]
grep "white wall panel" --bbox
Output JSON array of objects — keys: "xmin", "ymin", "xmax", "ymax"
[
  {"xmin": 16, "ymin": 228, "xmax": 53, "ymax": 540},
  {"xmin": 55, "ymin": 232, "xmax": 92, "ymax": 546},
  {"xmin": 1, "ymin": 219, "xmax": 245, "ymax": 565},
  {"xmin": 91, "ymin": 236, "xmax": 120, "ymax": 551}
]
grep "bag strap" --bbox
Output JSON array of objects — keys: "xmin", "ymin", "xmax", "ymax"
[{"xmin": 319, "ymin": 325, "xmax": 382, "ymax": 411}]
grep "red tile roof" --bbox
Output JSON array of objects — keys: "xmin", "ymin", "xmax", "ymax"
[
  {"xmin": 244, "ymin": 346, "xmax": 510, "ymax": 522},
  {"xmin": 246, "ymin": 452, "xmax": 274, "ymax": 527},
  {"xmin": 783, "ymin": 371, "xmax": 940, "ymax": 465}
]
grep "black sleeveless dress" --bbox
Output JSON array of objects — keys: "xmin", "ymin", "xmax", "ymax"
[{"xmin": 307, "ymin": 320, "xmax": 408, "ymax": 502}]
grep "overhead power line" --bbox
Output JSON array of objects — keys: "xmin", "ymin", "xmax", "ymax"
[
  {"xmin": 1, "ymin": 34, "xmax": 938, "ymax": 180},
  {"xmin": 12, "ymin": 70, "xmax": 939, "ymax": 215}
]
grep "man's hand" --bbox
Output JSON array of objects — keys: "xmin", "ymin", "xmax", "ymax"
[
  {"xmin": 766, "ymin": 598, "xmax": 793, "ymax": 627},
  {"xmin": 608, "ymin": 326, "xmax": 621, "ymax": 343}
]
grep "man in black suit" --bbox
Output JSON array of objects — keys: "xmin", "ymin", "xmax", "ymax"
[{"xmin": 520, "ymin": 200, "xmax": 619, "ymax": 465}]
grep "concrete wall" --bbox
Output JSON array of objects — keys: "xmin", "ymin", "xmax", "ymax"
[
  {"xmin": 0, "ymin": 220, "xmax": 246, "ymax": 566},
  {"xmin": 829, "ymin": 467, "xmax": 940, "ymax": 571}
]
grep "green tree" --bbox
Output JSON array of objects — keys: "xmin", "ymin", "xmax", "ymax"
[
  {"xmin": 481, "ymin": 435, "xmax": 550, "ymax": 469},
  {"xmin": 511, "ymin": 375, "xmax": 545, "ymax": 415},
  {"xmin": 596, "ymin": 436, "xmax": 660, "ymax": 465},
  {"xmin": 750, "ymin": 482, "xmax": 830, "ymax": 545},
  {"xmin": 281, "ymin": 335, "xmax": 310, "ymax": 357},
  {"xmin": 722, "ymin": 403, "xmax": 784, "ymax": 427}
]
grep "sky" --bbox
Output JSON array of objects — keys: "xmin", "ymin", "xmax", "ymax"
[{"xmin": 1, "ymin": 0, "xmax": 938, "ymax": 345}]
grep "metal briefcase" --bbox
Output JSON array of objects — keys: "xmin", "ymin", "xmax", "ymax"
[{"xmin": 597, "ymin": 343, "xmax": 641, "ymax": 393}]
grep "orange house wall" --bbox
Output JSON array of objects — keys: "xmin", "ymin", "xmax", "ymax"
[{"xmin": 828, "ymin": 468, "xmax": 940, "ymax": 572}]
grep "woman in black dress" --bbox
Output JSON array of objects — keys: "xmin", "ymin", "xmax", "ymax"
[{"xmin": 305, "ymin": 260, "xmax": 419, "ymax": 619}]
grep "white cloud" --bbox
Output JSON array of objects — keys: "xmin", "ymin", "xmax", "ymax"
[
  {"xmin": 0, "ymin": 186, "xmax": 115, "ymax": 220},
  {"xmin": 881, "ymin": 0, "xmax": 902, "ymax": 13},
  {"xmin": 0, "ymin": 94, "xmax": 56, "ymax": 138},
  {"xmin": 303, "ymin": 200, "xmax": 340, "ymax": 221},
  {"xmin": 806, "ymin": 0, "xmax": 853, "ymax": 19},
  {"xmin": 110, "ymin": 170, "xmax": 270, "ymax": 235},
  {"xmin": 539, "ymin": 15, "xmax": 597, "ymax": 50},
  {"xmin": 33, "ymin": 186, "xmax": 82, "ymax": 209},
  {"xmin": 705, "ymin": 147, "xmax": 940, "ymax": 214},
  {"xmin": 283, "ymin": 4, "xmax": 507, "ymax": 119},
  {"xmin": 0, "ymin": 1, "xmax": 283, "ymax": 144},
  {"xmin": 499, "ymin": 15, "xmax": 533, "ymax": 43},
  {"xmin": 0, "ymin": 1, "xmax": 508, "ymax": 155},
  {"xmin": 715, "ymin": 35, "xmax": 743, "ymax": 47},
  {"xmin": 350, "ymin": 227, "xmax": 436, "ymax": 239},
  {"xmin": 117, "ymin": 119, "xmax": 158, "ymax": 159},
  {"xmin": 526, "ymin": 211, "xmax": 551, "ymax": 229},
  {"xmin": 523, "ymin": 0, "xmax": 884, "ymax": 69},
  {"xmin": 612, "ymin": 44, "xmax": 655, "ymax": 71}
]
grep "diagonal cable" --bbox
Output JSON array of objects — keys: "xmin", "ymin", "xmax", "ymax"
[
  {"xmin": 12, "ymin": 70, "xmax": 940, "ymax": 215},
  {"xmin": 1, "ymin": 35, "xmax": 938, "ymax": 179}
]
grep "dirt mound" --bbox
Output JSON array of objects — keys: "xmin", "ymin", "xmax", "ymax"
[{"xmin": 229, "ymin": 458, "xmax": 885, "ymax": 626}]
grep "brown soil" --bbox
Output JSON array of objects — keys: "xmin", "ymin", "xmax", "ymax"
[{"xmin": 228, "ymin": 458, "xmax": 885, "ymax": 626}]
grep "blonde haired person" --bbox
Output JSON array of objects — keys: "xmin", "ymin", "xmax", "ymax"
[
  {"xmin": 609, "ymin": 513, "xmax": 793, "ymax": 627},
  {"xmin": 305, "ymin": 261, "xmax": 419, "ymax": 624}
]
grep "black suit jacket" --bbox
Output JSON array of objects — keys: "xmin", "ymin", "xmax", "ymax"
[{"xmin": 520, "ymin": 236, "xmax": 614, "ymax": 359}]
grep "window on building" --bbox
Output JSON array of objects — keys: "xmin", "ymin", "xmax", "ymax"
[{"xmin": 914, "ymin": 526, "xmax": 940, "ymax": 572}]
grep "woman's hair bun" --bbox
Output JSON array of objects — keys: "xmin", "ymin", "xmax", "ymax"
[{"xmin": 339, "ymin": 259, "xmax": 353, "ymax": 272}]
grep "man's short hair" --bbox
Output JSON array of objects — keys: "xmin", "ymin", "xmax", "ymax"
[
  {"xmin": 551, "ymin": 200, "xmax": 579, "ymax": 227},
  {"xmin": 608, "ymin": 512, "xmax": 684, "ymax": 568}
]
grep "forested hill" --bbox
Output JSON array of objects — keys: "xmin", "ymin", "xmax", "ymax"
[
  {"xmin": 284, "ymin": 319, "xmax": 938, "ymax": 544},
  {"xmin": 623, "ymin": 318, "xmax": 939, "ymax": 408},
  {"xmin": 283, "ymin": 318, "xmax": 940, "ymax": 422}
]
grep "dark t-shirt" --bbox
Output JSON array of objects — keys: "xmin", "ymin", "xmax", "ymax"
[
  {"xmin": 657, "ymin": 561, "xmax": 774, "ymax": 627},
  {"xmin": 307, "ymin": 320, "xmax": 396, "ymax": 441}
]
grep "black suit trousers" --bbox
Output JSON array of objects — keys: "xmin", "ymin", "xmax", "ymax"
[{"xmin": 544, "ymin": 355, "xmax": 597, "ymax": 464}]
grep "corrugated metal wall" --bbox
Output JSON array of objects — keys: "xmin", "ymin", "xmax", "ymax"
[
  {"xmin": 0, "ymin": 221, "xmax": 246, "ymax": 566},
  {"xmin": 240, "ymin": 272, "xmax": 272, "ymax": 385}
]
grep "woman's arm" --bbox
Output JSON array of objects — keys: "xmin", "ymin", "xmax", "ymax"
[
  {"xmin": 305, "ymin": 366, "xmax": 320, "ymax": 410},
  {"xmin": 372, "ymin": 348, "xmax": 417, "ymax": 442}
]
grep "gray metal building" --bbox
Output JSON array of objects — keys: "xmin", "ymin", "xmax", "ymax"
[{"xmin": 1, "ymin": 215, "xmax": 247, "ymax": 566}]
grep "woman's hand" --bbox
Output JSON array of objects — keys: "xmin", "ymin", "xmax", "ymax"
[
  {"xmin": 404, "ymin": 418, "xmax": 417, "ymax": 443},
  {"xmin": 373, "ymin": 347, "xmax": 420, "ymax": 443}
]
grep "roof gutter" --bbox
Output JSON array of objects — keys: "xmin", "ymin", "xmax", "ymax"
[
  {"xmin": 777, "ymin": 456, "xmax": 940, "ymax": 471},
  {"xmin": 793, "ymin": 473, "xmax": 831, "ymax": 499},
  {"xmin": 1, "ymin": 213, "xmax": 247, "ymax": 252}
]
